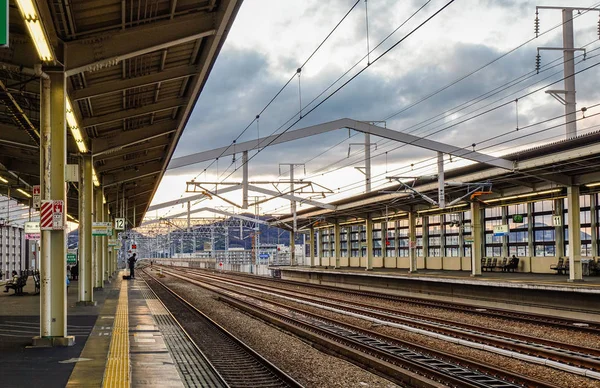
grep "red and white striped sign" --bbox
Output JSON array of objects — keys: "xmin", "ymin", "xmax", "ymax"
[{"xmin": 40, "ymin": 201, "xmax": 53, "ymax": 230}]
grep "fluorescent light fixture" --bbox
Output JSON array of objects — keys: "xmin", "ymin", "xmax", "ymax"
[
  {"xmin": 67, "ymin": 214, "xmax": 79, "ymax": 223},
  {"xmin": 0, "ymin": 176, "xmax": 7, "ymax": 184},
  {"xmin": 103, "ymin": 195, "xmax": 106, "ymax": 205},
  {"xmin": 16, "ymin": 188, "xmax": 31, "ymax": 198},
  {"xmin": 15, "ymin": 0, "xmax": 53, "ymax": 61},
  {"xmin": 66, "ymin": 97, "xmax": 88, "ymax": 153},
  {"xmin": 373, "ymin": 212, "xmax": 407, "ymax": 221},
  {"xmin": 417, "ymin": 203, "xmax": 469, "ymax": 214},
  {"xmin": 92, "ymin": 167, "xmax": 100, "ymax": 187},
  {"xmin": 484, "ymin": 188, "xmax": 562, "ymax": 204},
  {"xmin": 585, "ymin": 182, "xmax": 600, "ymax": 188}
]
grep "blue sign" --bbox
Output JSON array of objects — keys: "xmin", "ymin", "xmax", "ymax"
[{"xmin": 259, "ymin": 253, "xmax": 270, "ymax": 259}]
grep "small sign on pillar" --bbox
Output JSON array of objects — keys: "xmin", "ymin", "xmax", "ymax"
[
  {"xmin": 40, "ymin": 200, "xmax": 65, "ymax": 230},
  {"xmin": 33, "ymin": 185, "xmax": 41, "ymax": 210}
]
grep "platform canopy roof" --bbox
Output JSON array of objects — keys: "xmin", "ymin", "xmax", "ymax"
[{"xmin": 0, "ymin": 0, "xmax": 242, "ymax": 227}]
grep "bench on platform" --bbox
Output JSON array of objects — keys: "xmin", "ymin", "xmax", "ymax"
[
  {"xmin": 33, "ymin": 272, "xmax": 40, "ymax": 294},
  {"xmin": 4, "ymin": 275, "xmax": 28, "ymax": 295},
  {"xmin": 502, "ymin": 256, "xmax": 519, "ymax": 272},
  {"xmin": 550, "ymin": 257, "xmax": 565, "ymax": 274}
]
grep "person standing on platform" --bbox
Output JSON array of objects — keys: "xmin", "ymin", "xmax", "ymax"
[{"xmin": 128, "ymin": 253, "xmax": 137, "ymax": 279}]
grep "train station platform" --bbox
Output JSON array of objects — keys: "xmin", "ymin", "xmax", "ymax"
[
  {"xmin": 273, "ymin": 266, "xmax": 600, "ymax": 321},
  {"xmin": 0, "ymin": 272, "xmax": 190, "ymax": 387}
]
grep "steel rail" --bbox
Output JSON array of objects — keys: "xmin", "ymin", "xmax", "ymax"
[
  {"xmin": 176, "ymin": 267, "xmax": 600, "ymax": 371},
  {"xmin": 141, "ymin": 269, "xmax": 303, "ymax": 388},
  {"xmin": 162, "ymin": 268, "xmax": 561, "ymax": 388}
]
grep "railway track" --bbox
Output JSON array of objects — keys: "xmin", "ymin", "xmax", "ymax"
[
  {"xmin": 207, "ymin": 267, "xmax": 600, "ymax": 334},
  {"xmin": 155, "ymin": 267, "xmax": 564, "ymax": 388},
  {"xmin": 140, "ymin": 270, "xmax": 303, "ymax": 388},
  {"xmin": 173, "ymin": 267, "xmax": 600, "ymax": 374}
]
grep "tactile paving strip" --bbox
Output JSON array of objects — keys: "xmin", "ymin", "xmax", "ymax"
[
  {"xmin": 138, "ymin": 282, "xmax": 226, "ymax": 388},
  {"xmin": 103, "ymin": 282, "xmax": 130, "ymax": 388}
]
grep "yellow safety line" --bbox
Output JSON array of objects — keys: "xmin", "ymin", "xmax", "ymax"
[{"xmin": 102, "ymin": 280, "xmax": 130, "ymax": 388}]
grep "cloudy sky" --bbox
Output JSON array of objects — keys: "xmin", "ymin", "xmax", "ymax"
[{"xmin": 147, "ymin": 0, "xmax": 600, "ymax": 222}]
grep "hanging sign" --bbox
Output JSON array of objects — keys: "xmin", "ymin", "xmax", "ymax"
[
  {"xmin": 114, "ymin": 218, "xmax": 125, "ymax": 230},
  {"xmin": 92, "ymin": 222, "xmax": 113, "ymax": 236},
  {"xmin": 493, "ymin": 225, "xmax": 509, "ymax": 237}
]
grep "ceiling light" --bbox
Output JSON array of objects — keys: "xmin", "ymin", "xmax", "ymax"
[
  {"xmin": 16, "ymin": 188, "xmax": 31, "ymax": 198},
  {"xmin": 585, "ymin": 182, "xmax": 600, "ymax": 188},
  {"xmin": 15, "ymin": 0, "xmax": 53, "ymax": 61},
  {"xmin": 92, "ymin": 167, "xmax": 100, "ymax": 187},
  {"xmin": 417, "ymin": 203, "xmax": 469, "ymax": 214},
  {"xmin": 66, "ymin": 97, "xmax": 88, "ymax": 153},
  {"xmin": 0, "ymin": 176, "xmax": 7, "ymax": 184},
  {"xmin": 485, "ymin": 188, "xmax": 563, "ymax": 203}
]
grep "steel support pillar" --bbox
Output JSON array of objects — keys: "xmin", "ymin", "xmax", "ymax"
[
  {"xmin": 408, "ymin": 211, "xmax": 417, "ymax": 273},
  {"xmin": 365, "ymin": 133, "xmax": 371, "ymax": 193},
  {"xmin": 471, "ymin": 201, "xmax": 483, "ymax": 276},
  {"xmin": 309, "ymin": 227, "xmax": 315, "ymax": 267},
  {"xmin": 563, "ymin": 9, "xmax": 577, "ymax": 139},
  {"xmin": 104, "ymin": 205, "xmax": 110, "ymax": 283},
  {"xmin": 290, "ymin": 230, "xmax": 295, "ymax": 266},
  {"xmin": 94, "ymin": 188, "xmax": 104, "ymax": 289},
  {"xmin": 591, "ymin": 195, "xmax": 598, "ymax": 257},
  {"xmin": 77, "ymin": 154, "xmax": 95, "ymax": 305},
  {"xmin": 554, "ymin": 199, "xmax": 565, "ymax": 259},
  {"xmin": 567, "ymin": 186, "xmax": 583, "ymax": 281},
  {"xmin": 34, "ymin": 72, "xmax": 74, "ymax": 347},
  {"xmin": 242, "ymin": 151, "xmax": 248, "ymax": 209},
  {"xmin": 334, "ymin": 221, "xmax": 341, "ymax": 269},
  {"xmin": 438, "ymin": 152, "xmax": 445, "ymax": 209},
  {"xmin": 366, "ymin": 215, "xmax": 373, "ymax": 271},
  {"xmin": 501, "ymin": 206, "xmax": 509, "ymax": 258}
]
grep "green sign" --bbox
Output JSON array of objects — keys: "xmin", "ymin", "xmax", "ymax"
[
  {"xmin": 512, "ymin": 214, "xmax": 524, "ymax": 223},
  {"xmin": 0, "ymin": 1, "xmax": 7, "ymax": 47},
  {"xmin": 66, "ymin": 253, "xmax": 77, "ymax": 264}
]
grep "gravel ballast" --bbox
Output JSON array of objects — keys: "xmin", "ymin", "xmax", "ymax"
[
  {"xmin": 156, "ymin": 272, "xmax": 401, "ymax": 388},
  {"xmin": 169, "ymin": 269, "xmax": 600, "ymax": 388}
]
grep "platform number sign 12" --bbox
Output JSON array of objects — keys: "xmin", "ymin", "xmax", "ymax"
[{"xmin": 115, "ymin": 218, "xmax": 125, "ymax": 231}]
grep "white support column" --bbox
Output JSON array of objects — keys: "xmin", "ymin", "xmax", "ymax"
[
  {"xmin": 471, "ymin": 201, "xmax": 483, "ymax": 276},
  {"xmin": 242, "ymin": 151, "xmax": 248, "ymax": 209},
  {"xmin": 438, "ymin": 152, "xmax": 445, "ymax": 209},
  {"xmin": 501, "ymin": 206, "xmax": 509, "ymax": 258},
  {"xmin": 365, "ymin": 133, "xmax": 371, "ymax": 193},
  {"xmin": 77, "ymin": 154, "xmax": 95, "ymax": 306},
  {"xmin": 567, "ymin": 186, "xmax": 583, "ymax": 281},
  {"xmin": 334, "ymin": 221, "xmax": 341, "ymax": 269},
  {"xmin": 366, "ymin": 215, "xmax": 373, "ymax": 271},
  {"xmin": 555, "ymin": 199, "xmax": 565, "ymax": 258},
  {"xmin": 94, "ymin": 188, "xmax": 103, "ymax": 289},
  {"xmin": 35, "ymin": 71, "xmax": 74, "ymax": 347},
  {"xmin": 408, "ymin": 211, "xmax": 417, "ymax": 273},
  {"xmin": 309, "ymin": 227, "xmax": 315, "ymax": 267},
  {"xmin": 591, "ymin": 195, "xmax": 598, "ymax": 257}
]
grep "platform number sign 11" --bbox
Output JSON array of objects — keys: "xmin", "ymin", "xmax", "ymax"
[{"xmin": 115, "ymin": 218, "xmax": 126, "ymax": 230}]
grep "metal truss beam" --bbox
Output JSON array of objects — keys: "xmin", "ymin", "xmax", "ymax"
[
  {"xmin": 64, "ymin": 14, "xmax": 216, "ymax": 76},
  {"xmin": 71, "ymin": 65, "xmax": 200, "ymax": 101},
  {"xmin": 248, "ymin": 184, "xmax": 336, "ymax": 210},
  {"xmin": 168, "ymin": 118, "xmax": 515, "ymax": 171},
  {"xmin": 147, "ymin": 184, "xmax": 243, "ymax": 212},
  {"xmin": 140, "ymin": 206, "xmax": 269, "ymax": 227},
  {"xmin": 81, "ymin": 97, "xmax": 188, "ymax": 128}
]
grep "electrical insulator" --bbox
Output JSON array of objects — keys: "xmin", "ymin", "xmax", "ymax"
[
  {"xmin": 535, "ymin": 54, "xmax": 541, "ymax": 74},
  {"xmin": 534, "ymin": 16, "xmax": 540, "ymax": 37},
  {"xmin": 597, "ymin": 17, "xmax": 600, "ymax": 40}
]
